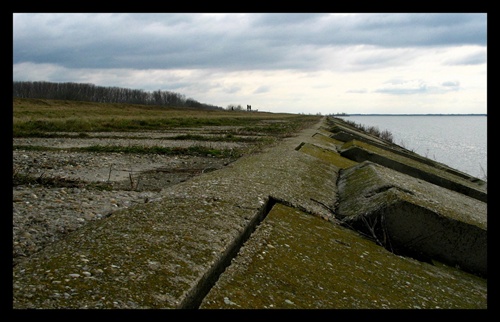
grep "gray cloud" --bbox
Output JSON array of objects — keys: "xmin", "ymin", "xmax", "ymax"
[
  {"xmin": 13, "ymin": 13, "xmax": 486, "ymax": 72},
  {"xmin": 346, "ymin": 88, "xmax": 368, "ymax": 93},
  {"xmin": 253, "ymin": 85, "xmax": 270, "ymax": 94},
  {"xmin": 442, "ymin": 81, "xmax": 460, "ymax": 87},
  {"xmin": 223, "ymin": 85, "xmax": 241, "ymax": 94},
  {"xmin": 375, "ymin": 86, "xmax": 428, "ymax": 95},
  {"xmin": 375, "ymin": 78, "xmax": 464, "ymax": 95},
  {"xmin": 443, "ymin": 51, "xmax": 486, "ymax": 65},
  {"xmin": 343, "ymin": 13, "xmax": 486, "ymax": 47}
]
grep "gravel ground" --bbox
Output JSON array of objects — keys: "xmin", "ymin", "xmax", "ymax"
[{"xmin": 12, "ymin": 134, "xmax": 246, "ymax": 267}]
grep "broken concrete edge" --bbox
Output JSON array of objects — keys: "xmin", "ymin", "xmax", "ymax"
[
  {"xmin": 335, "ymin": 161, "xmax": 487, "ymax": 278},
  {"xmin": 338, "ymin": 136, "xmax": 486, "ymax": 188},
  {"xmin": 338, "ymin": 139, "xmax": 486, "ymax": 202},
  {"xmin": 200, "ymin": 201, "xmax": 487, "ymax": 309},
  {"xmin": 337, "ymin": 161, "xmax": 486, "ymax": 229}
]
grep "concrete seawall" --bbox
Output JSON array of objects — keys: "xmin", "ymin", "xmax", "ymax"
[{"xmin": 12, "ymin": 116, "xmax": 487, "ymax": 309}]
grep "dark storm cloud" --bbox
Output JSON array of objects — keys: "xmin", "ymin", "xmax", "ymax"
[{"xmin": 13, "ymin": 13, "xmax": 486, "ymax": 71}]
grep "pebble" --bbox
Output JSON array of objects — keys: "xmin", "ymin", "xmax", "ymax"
[
  {"xmin": 13, "ymin": 183, "xmax": 163, "ymax": 266},
  {"xmin": 12, "ymin": 138, "xmax": 235, "ymax": 267}
]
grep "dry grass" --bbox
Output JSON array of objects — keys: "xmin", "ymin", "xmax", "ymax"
[{"xmin": 13, "ymin": 98, "xmax": 321, "ymax": 136}]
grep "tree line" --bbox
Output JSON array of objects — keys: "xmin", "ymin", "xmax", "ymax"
[{"xmin": 12, "ymin": 81, "xmax": 224, "ymax": 110}]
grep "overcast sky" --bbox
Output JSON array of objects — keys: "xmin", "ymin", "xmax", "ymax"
[{"xmin": 13, "ymin": 13, "xmax": 487, "ymax": 114}]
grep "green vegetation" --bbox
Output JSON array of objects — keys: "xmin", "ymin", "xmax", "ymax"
[
  {"xmin": 12, "ymin": 168, "xmax": 113, "ymax": 190},
  {"xmin": 79, "ymin": 145, "xmax": 240, "ymax": 158},
  {"xmin": 13, "ymin": 144, "xmax": 242, "ymax": 158},
  {"xmin": 13, "ymin": 98, "xmax": 320, "ymax": 137},
  {"xmin": 13, "ymin": 98, "xmax": 322, "ymax": 180},
  {"xmin": 169, "ymin": 134, "xmax": 260, "ymax": 142}
]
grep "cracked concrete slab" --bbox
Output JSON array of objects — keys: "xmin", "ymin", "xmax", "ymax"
[{"xmin": 337, "ymin": 161, "xmax": 486, "ymax": 277}]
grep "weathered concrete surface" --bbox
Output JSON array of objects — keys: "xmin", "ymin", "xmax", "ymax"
[
  {"xmin": 12, "ymin": 116, "xmax": 487, "ymax": 309},
  {"xmin": 200, "ymin": 203, "xmax": 486, "ymax": 309},
  {"xmin": 327, "ymin": 117, "xmax": 487, "ymax": 201},
  {"xmin": 339, "ymin": 139, "xmax": 487, "ymax": 202},
  {"xmin": 297, "ymin": 142, "xmax": 357, "ymax": 169},
  {"xmin": 337, "ymin": 161, "xmax": 487, "ymax": 277},
  {"xmin": 327, "ymin": 117, "xmax": 487, "ymax": 277},
  {"xmin": 12, "ymin": 118, "xmax": 339, "ymax": 309}
]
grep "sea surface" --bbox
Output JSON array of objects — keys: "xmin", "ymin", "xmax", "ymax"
[{"xmin": 336, "ymin": 115, "xmax": 487, "ymax": 181}]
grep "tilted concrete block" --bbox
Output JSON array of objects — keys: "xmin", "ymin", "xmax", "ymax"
[{"xmin": 337, "ymin": 161, "xmax": 487, "ymax": 278}]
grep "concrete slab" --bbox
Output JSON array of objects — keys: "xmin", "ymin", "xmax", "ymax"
[
  {"xmin": 297, "ymin": 142, "xmax": 357, "ymax": 169},
  {"xmin": 327, "ymin": 117, "xmax": 485, "ymax": 184},
  {"xmin": 328, "ymin": 121, "xmax": 390, "ymax": 147},
  {"xmin": 200, "ymin": 202, "xmax": 487, "ymax": 309},
  {"xmin": 339, "ymin": 139, "xmax": 486, "ymax": 202},
  {"xmin": 12, "ymin": 118, "xmax": 339, "ymax": 309},
  {"xmin": 337, "ymin": 161, "xmax": 487, "ymax": 277}
]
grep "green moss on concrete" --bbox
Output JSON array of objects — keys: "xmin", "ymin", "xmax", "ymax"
[
  {"xmin": 336, "ymin": 161, "xmax": 487, "ymax": 277},
  {"xmin": 200, "ymin": 203, "xmax": 486, "ymax": 309},
  {"xmin": 298, "ymin": 142, "xmax": 358, "ymax": 169},
  {"xmin": 340, "ymin": 139, "xmax": 486, "ymax": 194},
  {"xmin": 312, "ymin": 132, "xmax": 345, "ymax": 147},
  {"xmin": 13, "ymin": 196, "xmax": 248, "ymax": 309},
  {"xmin": 338, "ymin": 162, "xmax": 486, "ymax": 228}
]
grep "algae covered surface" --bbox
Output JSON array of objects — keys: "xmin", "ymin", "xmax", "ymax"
[
  {"xmin": 298, "ymin": 142, "xmax": 358, "ymax": 169},
  {"xmin": 337, "ymin": 161, "xmax": 487, "ymax": 229},
  {"xmin": 200, "ymin": 203, "xmax": 487, "ymax": 309}
]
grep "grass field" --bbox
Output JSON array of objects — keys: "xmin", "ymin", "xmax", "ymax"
[{"xmin": 13, "ymin": 98, "xmax": 321, "ymax": 137}]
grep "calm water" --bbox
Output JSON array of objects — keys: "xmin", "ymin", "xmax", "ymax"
[{"xmin": 337, "ymin": 115, "xmax": 487, "ymax": 180}]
